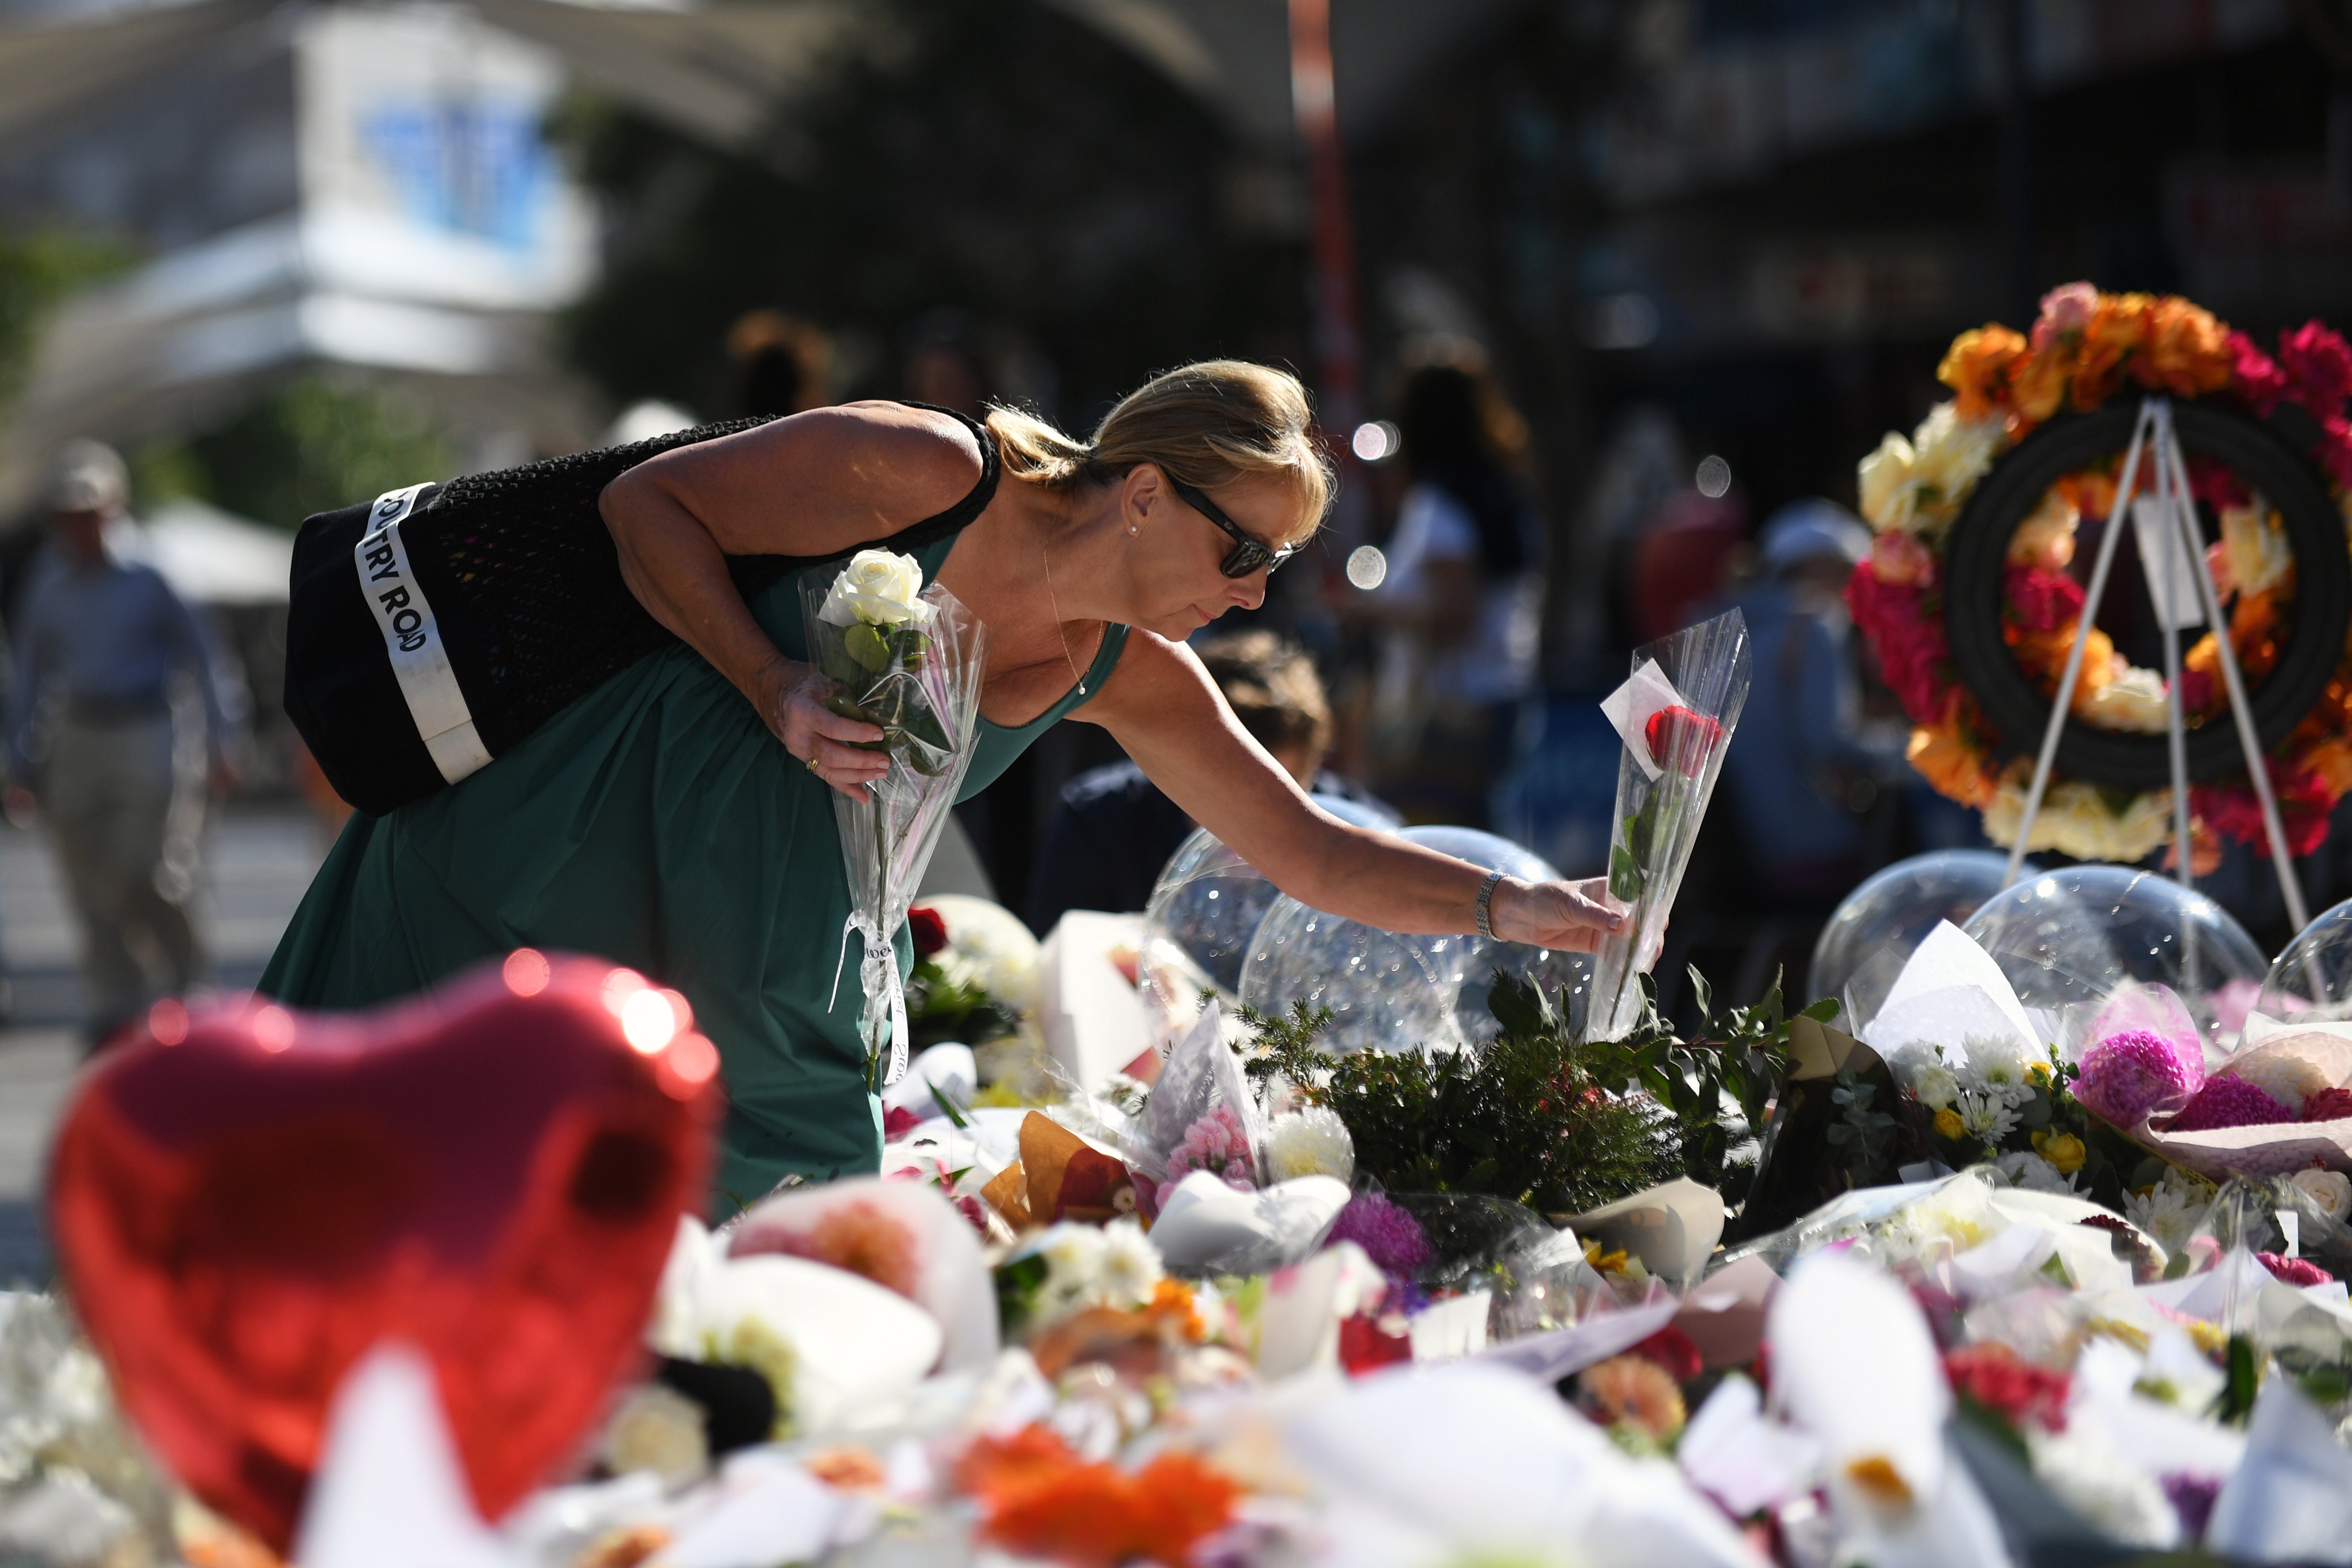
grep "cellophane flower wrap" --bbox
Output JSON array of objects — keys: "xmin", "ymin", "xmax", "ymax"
[
  {"xmin": 1581, "ymin": 608, "xmax": 1752, "ymax": 1041},
  {"xmin": 801, "ymin": 550, "xmax": 987, "ymax": 1089}
]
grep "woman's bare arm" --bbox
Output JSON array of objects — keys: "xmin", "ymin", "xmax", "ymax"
[
  {"xmin": 598, "ymin": 403, "xmax": 980, "ymax": 792},
  {"xmin": 1082, "ymin": 634, "xmax": 1624, "ymax": 949}
]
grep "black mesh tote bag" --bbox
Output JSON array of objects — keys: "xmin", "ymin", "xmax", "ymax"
[{"xmin": 285, "ymin": 407, "xmax": 998, "ymax": 816}]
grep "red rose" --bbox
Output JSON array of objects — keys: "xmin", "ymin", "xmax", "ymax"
[
  {"xmin": 1644, "ymin": 705, "xmax": 1725, "ymax": 773},
  {"xmin": 908, "ymin": 906, "xmax": 949, "ymax": 957},
  {"xmin": 1944, "ymin": 1343, "xmax": 2070, "ymax": 1433},
  {"xmin": 882, "ymin": 1104, "xmax": 921, "ymax": 1139},
  {"xmin": 1628, "ymin": 1324, "xmax": 1703, "ymax": 1383}
]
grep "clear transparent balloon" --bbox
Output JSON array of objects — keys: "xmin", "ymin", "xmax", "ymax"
[
  {"xmin": 1810, "ymin": 851, "xmax": 2027, "ymax": 1036},
  {"xmin": 1238, "ymin": 827, "xmax": 1571, "ymax": 1053},
  {"xmin": 1958, "ymin": 865, "xmax": 2267, "ymax": 1059},
  {"xmin": 2259, "ymin": 896, "xmax": 2352, "ymax": 1023},
  {"xmin": 1138, "ymin": 795, "xmax": 1398, "ymax": 1047}
]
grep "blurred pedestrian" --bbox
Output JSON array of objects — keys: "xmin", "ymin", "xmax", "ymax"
[
  {"xmin": 1353, "ymin": 361, "xmax": 1540, "ymax": 824},
  {"xmin": 7, "ymin": 440, "xmax": 245, "ymax": 1043},
  {"xmin": 727, "ymin": 310, "xmax": 832, "ymax": 418},
  {"xmin": 1721, "ymin": 501, "xmax": 1908, "ymax": 907},
  {"xmin": 1026, "ymin": 630, "xmax": 1383, "ymax": 931}
]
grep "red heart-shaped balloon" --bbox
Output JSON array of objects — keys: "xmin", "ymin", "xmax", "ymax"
[{"xmin": 49, "ymin": 952, "xmax": 722, "ymax": 1551}]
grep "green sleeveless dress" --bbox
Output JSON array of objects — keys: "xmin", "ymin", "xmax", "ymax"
[{"xmin": 260, "ymin": 529, "xmax": 1131, "ymax": 1210}]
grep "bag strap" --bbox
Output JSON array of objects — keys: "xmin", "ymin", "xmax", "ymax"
[{"xmin": 353, "ymin": 483, "xmax": 493, "ymax": 785}]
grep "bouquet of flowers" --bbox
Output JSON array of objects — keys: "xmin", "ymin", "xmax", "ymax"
[
  {"xmin": 1583, "ymin": 610, "xmax": 1753, "ymax": 1041},
  {"xmin": 801, "ymin": 550, "xmax": 987, "ymax": 1088}
]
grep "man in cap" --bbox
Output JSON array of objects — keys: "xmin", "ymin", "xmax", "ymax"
[
  {"xmin": 1721, "ymin": 500, "xmax": 1909, "ymax": 906},
  {"xmin": 7, "ymin": 439, "xmax": 244, "ymax": 1044}
]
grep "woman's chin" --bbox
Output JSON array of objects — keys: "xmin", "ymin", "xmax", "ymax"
[{"xmin": 1147, "ymin": 607, "xmax": 1218, "ymax": 638}]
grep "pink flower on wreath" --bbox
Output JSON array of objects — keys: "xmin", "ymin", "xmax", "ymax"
[
  {"xmin": 2193, "ymin": 767, "xmax": 2334, "ymax": 856},
  {"xmin": 2226, "ymin": 330, "xmax": 2291, "ymax": 418},
  {"xmin": 2031, "ymin": 281, "xmax": 2099, "ymax": 350},
  {"xmin": 2005, "ymin": 565, "xmax": 2086, "ymax": 635},
  {"xmin": 1846, "ymin": 562, "xmax": 1952, "ymax": 722},
  {"xmin": 2316, "ymin": 414, "xmax": 2352, "ymax": 494},
  {"xmin": 2278, "ymin": 320, "xmax": 2352, "ymax": 412},
  {"xmin": 1871, "ymin": 530, "xmax": 1936, "ymax": 587},
  {"xmin": 1166, "ymin": 1103, "xmax": 1256, "ymax": 1191}
]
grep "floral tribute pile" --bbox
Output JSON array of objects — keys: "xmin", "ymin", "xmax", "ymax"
[
  {"xmin": 1846, "ymin": 283, "xmax": 2352, "ymax": 864},
  {"xmin": 25, "ymin": 927, "xmax": 2352, "ymax": 1568}
]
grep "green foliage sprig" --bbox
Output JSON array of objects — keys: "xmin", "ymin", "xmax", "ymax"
[{"xmin": 1242, "ymin": 968, "xmax": 1833, "ymax": 1216}]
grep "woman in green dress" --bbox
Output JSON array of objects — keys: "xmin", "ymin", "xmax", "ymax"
[{"xmin": 261, "ymin": 361, "xmax": 1625, "ymax": 1207}]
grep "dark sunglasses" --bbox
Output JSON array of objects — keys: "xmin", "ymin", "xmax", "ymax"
[{"xmin": 1168, "ymin": 476, "xmax": 1300, "ymax": 578}]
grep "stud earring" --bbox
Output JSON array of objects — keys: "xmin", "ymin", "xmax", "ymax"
[{"xmin": 1128, "ymin": 524, "xmax": 1139, "ymax": 535}]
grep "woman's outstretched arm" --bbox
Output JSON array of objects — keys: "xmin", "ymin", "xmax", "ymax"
[
  {"xmin": 1080, "ymin": 632, "xmax": 1625, "ymax": 950},
  {"xmin": 599, "ymin": 403, "xmax": 981, "ymax": 793}
]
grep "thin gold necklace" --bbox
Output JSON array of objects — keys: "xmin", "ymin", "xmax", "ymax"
[{"xmin": 1040, "ymin": 540, "xmax": 1088, "ymax": 696}]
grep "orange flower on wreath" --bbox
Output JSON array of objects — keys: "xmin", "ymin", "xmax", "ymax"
[
  {"xmin": 1907, "ymin": 695, "xmax": 1998, "ymax": 809},
  {"xmin": 2144, "ymin": 296, "xmax": 2235, "ymax": 398},
  {"xmin": 1940, "ymin": 325, "xmax": 2029, "ymax": 422},
  {"xmin": 2073, "ymin": 292, "xmax": 2154, "ymax": 407},
  {"xmin": 2008, "ymin": 348, "xmax": 2071, "ymax": 431}
]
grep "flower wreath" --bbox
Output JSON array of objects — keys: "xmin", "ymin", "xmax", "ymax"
[{"xmin": 1846, "ymin": 282, "xmax": 2352, "ymax": 866}]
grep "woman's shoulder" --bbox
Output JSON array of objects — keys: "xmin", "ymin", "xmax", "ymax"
[{"xmin": 740, "ymin": 402, "xmax": 985, "ymax": 513}]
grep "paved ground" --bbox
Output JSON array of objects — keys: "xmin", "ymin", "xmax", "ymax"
[{"xmin": 0, "ymin": 802, "xmax": 329, "ymax": 1286}]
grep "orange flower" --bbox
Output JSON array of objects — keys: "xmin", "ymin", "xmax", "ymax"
[
  {"xmin": 2054, "ymin": 466, "xmax": 2117, "ymax": 524},
  {"xmin": 961, "ymin": 1427, "xmax": 1241, "ymax": 1568},
  {"xmin": 806, "ymin": 1444, "xmax": 887, "ymax": 1491},
  {"xmin": 1908, "ymin": 705, "xmax": 1997, "ymax": 809},
  {"xmin": 2074, "ymin": 292, "xmax": 2153, "ymax": 405},
  {"xmin": 2009, "ymin": 346, "xmax": 2071, "ymax": 428},
  {"xmin": 1940, "ymin": 325, "xmax": 2029, "ymax": 421},
  {"xmin": 1579, "ymin": 1353, "xmax": 1689, "ymax": 1441},
  {"xmin": 2144, "ymin": 296, "xmax": 2235, "ymax": 397},
  {"xmin": 2303, "ymin": 737, "xmax": 2352, "ymax": 799},
  {"xmin": 759, "ymin": 1199, "xmax": 921, "ymax": 1298}
]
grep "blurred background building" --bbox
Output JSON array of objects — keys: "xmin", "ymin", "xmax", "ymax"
[{"xmin": 0, "ymin": 0, "xmax": 2348, "ymax": 1027}]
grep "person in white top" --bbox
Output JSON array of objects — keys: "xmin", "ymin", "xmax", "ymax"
[{"xmin": 1354, "ymin": 363, "xmax": 1542, "ymax": 821}]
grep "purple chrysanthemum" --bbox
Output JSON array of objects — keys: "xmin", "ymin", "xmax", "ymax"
[
  {"xmin": 2169, "ymin": 1072, "xmax": 2296, "ymax": 1132},
  {"xmin": 1326, "ymin": 1190, "xmax": 1431, "ymax": 1277},
  {"xmin": 2162, "ymin": 1474, "xmax": 2220, "ymax": 1542},
  {"xmin": 2076, "ymin": 1029, "xmax": 2193, "ymax": 1127}
]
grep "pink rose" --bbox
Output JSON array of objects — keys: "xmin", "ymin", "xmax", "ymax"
[
  {"xmin": 1871, "ymin": 530, "xmax": 1935, "ymax": 587},
  {"xmin": 2030, "ymin": 281, "xmax": 2099, "ymax": 349}
]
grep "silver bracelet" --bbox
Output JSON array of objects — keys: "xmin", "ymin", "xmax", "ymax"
[{"xmin": 1474, "ymin": 867, "xmax": 1505, "ymax": 942}]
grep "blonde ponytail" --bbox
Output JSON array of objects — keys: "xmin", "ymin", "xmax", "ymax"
[{"xmin": 984, "ymin": 359, "xmax": 1333, "ymax": 527}]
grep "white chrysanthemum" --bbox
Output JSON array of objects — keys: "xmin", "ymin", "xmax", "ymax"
[
  {"xmin": 1095, "ymin": 1220, "xmax": 1163, "ymax": 1309},
  {"xmin": 2226, "ymin": 1053, "xmax": 2329, "ymax": 1113},
  {"xmin": 1036, "ymin": 1224, "xmax": 1109, "ymax": 1316},
  {"xmin": 2122, "ymin": 1167, "xmax": 2216, "ymax": 1256},
  {"xmin": 1959, "ymin": 1090, "xmax": 2021, "ymax": 1146},
  {"xmin": 1961, "ymin": 1032, "xmax": 2034, "ymax": 1097},
  {"xmin": 1912, "ymin": 1062, "xmax": 1960, "ymax": 1111},
  {"xmin": 1267, "ymin": 1107, "xmax": 1356, "ymax": 1184},
  {"xmin": 922, "ymin": 894, "xmax": 1043, "ymax": 1015},
  {"xmin": 1992, "ymin": 1151, "xmax": 2079, "ymax": 1195},
  {"xmin": 2027, "ymin": 1429, "xmax": 2180, "ymax": 1550}
]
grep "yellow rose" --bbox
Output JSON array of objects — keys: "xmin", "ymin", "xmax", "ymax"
[
  {"xmin": 1905, "ymin": 402, "xmax": 2005, "ymax": 521},
  {"xmin": 2031, "ymin": 1130, "xmax": 2086, "ymax": 1175},
  {"xmin": 1933, "ymin": 1107, "xmax": 1966, "ymax": 1142}
]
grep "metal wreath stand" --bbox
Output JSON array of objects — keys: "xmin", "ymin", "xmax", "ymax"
[{"xmin": 1998, "ymin": 396, "xmax": 2313, "ymax": 936}]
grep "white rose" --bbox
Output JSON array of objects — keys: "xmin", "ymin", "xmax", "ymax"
[
  {"xmin": 1856, "ymin": 431, "xmax": 1917, "ymax": 533},
  {"xmin": 818, "ymin": 549, "xmax": 932, "ymax": 628},
  {"xmin": 1912, "ymin": 1062, "xmax": 1960, "ymax": 1111},
  {"xmin": 2291, "ymin": 1168, "xmax": 2352, "ymax": 1223}
]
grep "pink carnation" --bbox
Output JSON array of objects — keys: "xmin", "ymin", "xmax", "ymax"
[
  {"xmin": 2306, "ymin": 1087, "xmax": 2352, "ymax": 1123},
  {"xmin": 1872, "ymin": 531, "xmax": 1936, "ymax": 587},
  {"xmin": 2227, "ymin": 330, "xmax": 2290, "ymax": 418},
  {"xmin": 1846, "ymin": 562, "xmax": 1952, "ymax": 722},
  {"xmin": 2317, "ymin": 415, "xmax": 2352, "ymax": 494},
  {"xmin": 1166, "ymin": 1103, "xmax": 1256, "ymax": 1191},
  {"xmin": 2076, "ymin": 1029, "xmax": 2194, "ymax": 1127},
  {"xmin": 2257, "ymin": 1252, "xmax": 2334, "ymax": 1289},
  {"xmin": 2169, "ymin": 1073, "xmax": 2296, "ymax": 1132},
  {"xmin": 2279, "ymin": 320, "xmax": 2352, "ymax": 412}
]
